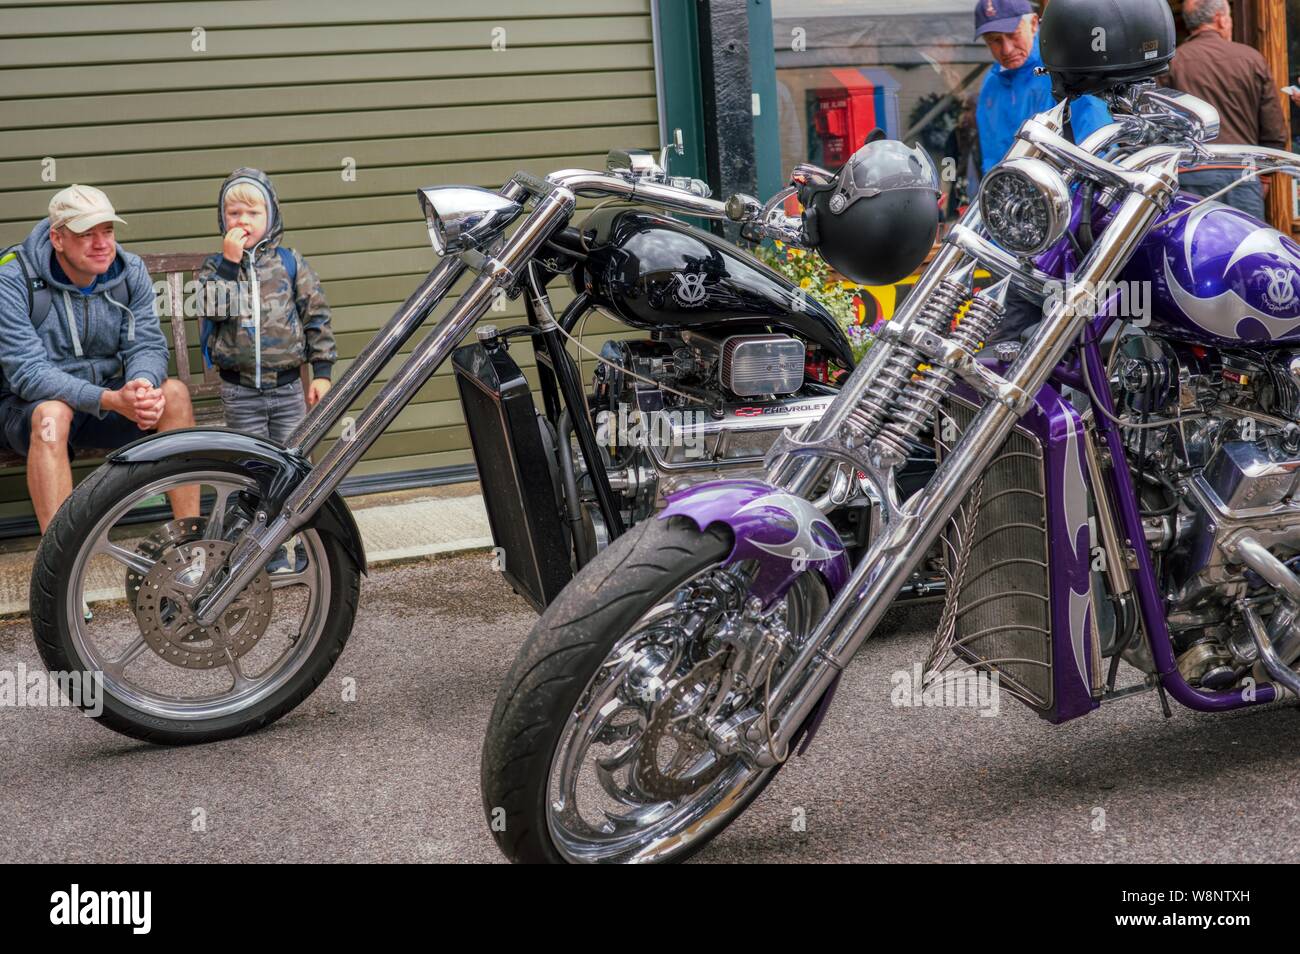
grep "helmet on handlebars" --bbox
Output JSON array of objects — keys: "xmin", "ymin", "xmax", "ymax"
[
  {"xmin": 801, "ymin": 137, "xmax": 940, "ymax": 286},
  {"xmin": 1039, "ymin": 0, "xmax": 1176, "ymax": 99}
]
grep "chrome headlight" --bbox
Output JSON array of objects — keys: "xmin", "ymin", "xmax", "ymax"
[
  {"xmin": 417, "ymin": 186, "xmax": 523, "ymax": 256},
  {"xmin": 978, "ymin": 158, "xmax": 1072, "ymax": 257}
]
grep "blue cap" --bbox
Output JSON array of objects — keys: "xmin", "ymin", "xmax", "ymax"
[{"xmin": 974, "ymin": 0, "xmax": 1034, "ymax": 38}]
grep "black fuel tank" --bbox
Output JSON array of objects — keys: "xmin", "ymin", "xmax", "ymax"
[{"xmin": 578, "ymin": 208, "xmax": 854, "ymax": 368}]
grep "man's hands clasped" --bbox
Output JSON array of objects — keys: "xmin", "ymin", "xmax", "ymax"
[{"xmin": 102, "ymin": 378, "xmax": 165, "ymax": 430}]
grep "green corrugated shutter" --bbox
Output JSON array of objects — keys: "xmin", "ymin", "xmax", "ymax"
[{"xmin": 0, "ymin": 0, "xmax": 660, "ymax": 523}]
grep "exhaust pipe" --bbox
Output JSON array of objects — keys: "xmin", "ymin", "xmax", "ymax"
[
  {"xmin": 1225, "ymin": 534, "xmax": 1300, "ymax": 697},
  {"xmin": 1240, "ymin": 603, "xmax": 1300, "ymax": 699}
]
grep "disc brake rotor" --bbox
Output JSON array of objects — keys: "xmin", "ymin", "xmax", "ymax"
[
  {"xmin": 634, "ymin": 653, "xmax": 731, "ymax": 800},
  {"xmin": 125, "ymin": 517, "xmax": 211, "ymax": 616},
  {"xmin": 134, "ymin": 539, "xmax": 273, "ymax": 670}
]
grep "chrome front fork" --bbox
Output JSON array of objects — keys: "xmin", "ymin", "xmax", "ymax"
[
  {"xmin": 193, "ymin": 178, "xmax": 573, "ymax": 627},
  {"xmin": 744, "ymin": 149, "xmax": 1182, "ymax": 767}
]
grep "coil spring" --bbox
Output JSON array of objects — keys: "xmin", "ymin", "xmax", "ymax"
[
  {"xmin": 950, "ymin": 292, "xmax": 1003, "ymax": 355},
  {"xmin": 845, "ymin": 276, "xmax": 970, "ymax": 444},
  {"xmin": 874, "ymin": 283, "xmax": 1006, "ymax": 460},
  {"xmin": 845, "ymin": 275, "xmax": 971, "ymax": 457}
]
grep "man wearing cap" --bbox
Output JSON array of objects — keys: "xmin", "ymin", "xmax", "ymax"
[
  {"xmin": 976, "ymin": 0, "xmax": 1111, "ymax": 348},
  {"xmin": 0, "ymin": 185, "xmax": 197, "ymax": 531},
  {"xmin": 975, "ymin": 0, "xmax": 1112, "ymax": 178}
]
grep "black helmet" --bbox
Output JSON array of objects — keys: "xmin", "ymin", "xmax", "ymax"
[
  {"xmin": 1040, "ymin": 0, "xmax": 1176, "ymax": 98},
  {"xmin": 802, "ymin": 138, "xmax": 940, "ymax": 286}
]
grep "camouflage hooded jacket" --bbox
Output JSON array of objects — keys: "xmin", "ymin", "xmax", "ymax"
[{"xmin": 194, "ymin": 168, "xmax": 337, "ymax": 389}]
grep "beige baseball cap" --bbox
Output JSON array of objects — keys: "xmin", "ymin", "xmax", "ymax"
[{"xmin": 48, "ymin": 184, "xmax": 127, "ymax": 233}]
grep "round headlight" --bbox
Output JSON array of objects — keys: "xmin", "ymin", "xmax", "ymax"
[
  {"xmin": 416, "ymin": 186, "xmax": 523, "ymax": 257},
  {"xmin": 978, "ymin": 158, "xmax": 1072, "ymax": 257}
]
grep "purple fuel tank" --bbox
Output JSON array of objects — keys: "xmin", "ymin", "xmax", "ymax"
[{"xmin": 1119, "ymin": 194, "xmax": 1300, "ymax": 345}]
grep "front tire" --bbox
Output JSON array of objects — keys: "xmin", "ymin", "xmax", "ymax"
[
  {"xmin": 482, "ymin": 515, "xmax": 823, "ymax": 863},
  {"xmin": 30, "ymin": 458, "xmax": 361, "ymax": 745}
]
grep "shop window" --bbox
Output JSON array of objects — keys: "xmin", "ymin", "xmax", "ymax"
[{"xmin": 773, "ymin": 0, "xmax": 1017, "ymax": 222}]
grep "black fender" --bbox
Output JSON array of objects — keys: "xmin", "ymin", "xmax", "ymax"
[{"xmin": 107, "ymin": 427, "xmax": 367, "ymax": 574}]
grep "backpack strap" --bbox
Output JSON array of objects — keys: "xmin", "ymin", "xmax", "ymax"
[
  {"xmin": 277, "ymin": 246, "xmax": 297, "ymax": 288},
  {"xmin": 0, "ymin": 246, "xmax": 54, "ymax": 329},
  {"xmin": 277, "ymin": 246, "xmax": 300, "ymax": 329},
  {"xmin": 199, "ymin": 318, "xmax": 214, "ymax": 368}
]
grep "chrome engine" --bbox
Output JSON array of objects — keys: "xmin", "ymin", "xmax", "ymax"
[
  {"xmin": 581, "ymin": 334, "xmax": 837, "ymax": 530},
  {"xmin": 1116, "ymin": 336, "xmax": 1300, "ymax": 692}
]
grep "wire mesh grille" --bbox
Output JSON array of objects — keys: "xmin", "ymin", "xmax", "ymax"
[{"xmin": 933, "ymin": 396, "xmax": 1053, "ymax": 710}]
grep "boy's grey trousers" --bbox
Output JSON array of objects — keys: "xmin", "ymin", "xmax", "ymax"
[{"xmin": 220, "ymin": 377, "xmax": 306, "ymax": 446}]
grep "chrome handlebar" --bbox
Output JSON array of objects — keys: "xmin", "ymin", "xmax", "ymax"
[
  {"xmin": 1076, "ymin": 85, "xmax": 1300, "ymax": 181},
  {"xmin": 1182, "ymin": 143, "xmax": 1300, "ymax": 178},
  {"xmin": 503, "ymin": 85, "xmax": 1294, "ymax": 291},
  {"xmin": 538, "ymin": 168, "xmax": 729, "ymax": 219},
  {"xmin": 511, "ymin": 166, "xmax": 813, "ymax": 247}
]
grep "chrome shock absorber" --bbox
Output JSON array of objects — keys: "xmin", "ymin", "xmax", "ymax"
[
  {"xmin": 873, "ymin": 269, "xmax": 1010, "ymax": 460},
  {"xmin": 949, "ymin": 275, "xmax": 1010, "ymax": 355},
  {"xmin": 844, "ymin": 262, "xmax": 977, "ymax": 449}
]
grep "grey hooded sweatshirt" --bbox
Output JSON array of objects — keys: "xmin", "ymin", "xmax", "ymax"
[{"xmin": 0, "ymin": 219, "xmax": 168, "ymax": 416}]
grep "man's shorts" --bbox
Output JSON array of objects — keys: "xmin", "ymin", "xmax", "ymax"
[{"xmin": 0, "ymin": 378, "xmax": 154, "ymax": 458}]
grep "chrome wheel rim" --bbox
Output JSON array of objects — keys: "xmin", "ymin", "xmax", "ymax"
[
  {"xmin": 545, "ymin": 568, "xmax": 819, "ymax": 863},
  {"xmin": 64, "ymin": 471, "xmax": 331, "ymax": 722}
]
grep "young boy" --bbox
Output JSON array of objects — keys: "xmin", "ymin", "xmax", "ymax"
[{"xmin": 195, "ymin": 168, "xmax": 337, "ymax": 570}]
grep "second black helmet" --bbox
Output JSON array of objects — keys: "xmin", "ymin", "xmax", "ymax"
[{"xmin": 1039, "ymin": 0, "xmax": 1176, "ymax": 98}]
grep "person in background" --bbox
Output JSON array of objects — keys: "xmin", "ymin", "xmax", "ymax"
[
  {"xmin": 976, "ymin": 0, "xmax": 1111, "ymax": 346},
  {"xmin": 942, "ymin": 95, "xmax": 982, "ymax": 220},
  {"xmin": 1289, "ymin": 80, "xmax": 1300, "ymax": 152},
  {"xmin": 974, "ymin": 0, "xmax": 1111, "ymax": 178},
  {"xmin": 1164, "ymin": 0, "xmax": 1286, "ymax": 220},
  {"xmin": 0, "ymin": 185, "xmax": 197, "ymax": 532}
]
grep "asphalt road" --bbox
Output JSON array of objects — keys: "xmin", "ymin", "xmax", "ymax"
[{"xmin": 2, "ymin": 551, "xmax": 1298, "ymax": 863}]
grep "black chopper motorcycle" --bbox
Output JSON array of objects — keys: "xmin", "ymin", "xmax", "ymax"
[{"xmin": 30, "ymin": 137, "xmax": 940, "ymax": 744}]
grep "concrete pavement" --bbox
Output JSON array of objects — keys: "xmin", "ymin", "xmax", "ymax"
[{"xmin": 2, "ymin": 551, "xmax": 1298, "ymax": 863}]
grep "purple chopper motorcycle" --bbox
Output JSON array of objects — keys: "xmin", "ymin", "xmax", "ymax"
[{"xmin": 481, "ymin": 0, "xmax": 1300, "ymax": 863}]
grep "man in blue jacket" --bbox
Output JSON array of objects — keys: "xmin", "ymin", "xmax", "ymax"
[
  {"xmin": 975, "ymin": 0, "xmax": 1112, "ymax": 178},
  {"xmin": 0, "ymin": 185, "xmax": 197, "ymax": 531},
  {"xmin": 976, "ymin": 0, "xmax": 1112, "ymax": 347}
]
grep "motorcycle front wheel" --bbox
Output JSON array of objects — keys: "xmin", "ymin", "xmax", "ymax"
[
  {"xmin": 30, "ymin": 457, "xmax": 360, "ymax": 745},
  {"xmin": 481, "ymin": 515, "xmax": 828, "ymax": 864}
]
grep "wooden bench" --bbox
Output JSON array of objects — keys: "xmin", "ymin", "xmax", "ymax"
[
  {"xmin": 146, "ymin": 251, "xmax": 227, "ymax": 428},
  {"xmin": 0, "ymin": 251, "xmax": 309, "ymax": 468}
]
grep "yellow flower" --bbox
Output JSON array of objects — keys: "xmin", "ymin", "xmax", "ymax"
[
  {"xmin": 799, "ymin": 277, "xmax": 812, "ymax": 289},
  {"xmin": 774, "ymin": 239, "xmax": 785, "ymax": 249}
]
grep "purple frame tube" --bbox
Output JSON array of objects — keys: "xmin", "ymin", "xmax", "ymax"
[{"xmin": 1066, "ymin": 317, "xmax": 1278, "ymax": 711}]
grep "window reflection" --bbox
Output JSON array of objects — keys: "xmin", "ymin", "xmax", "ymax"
[{"xmin": 773, "ymin": 0, "xmax": 1033, "ymax": 222}]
